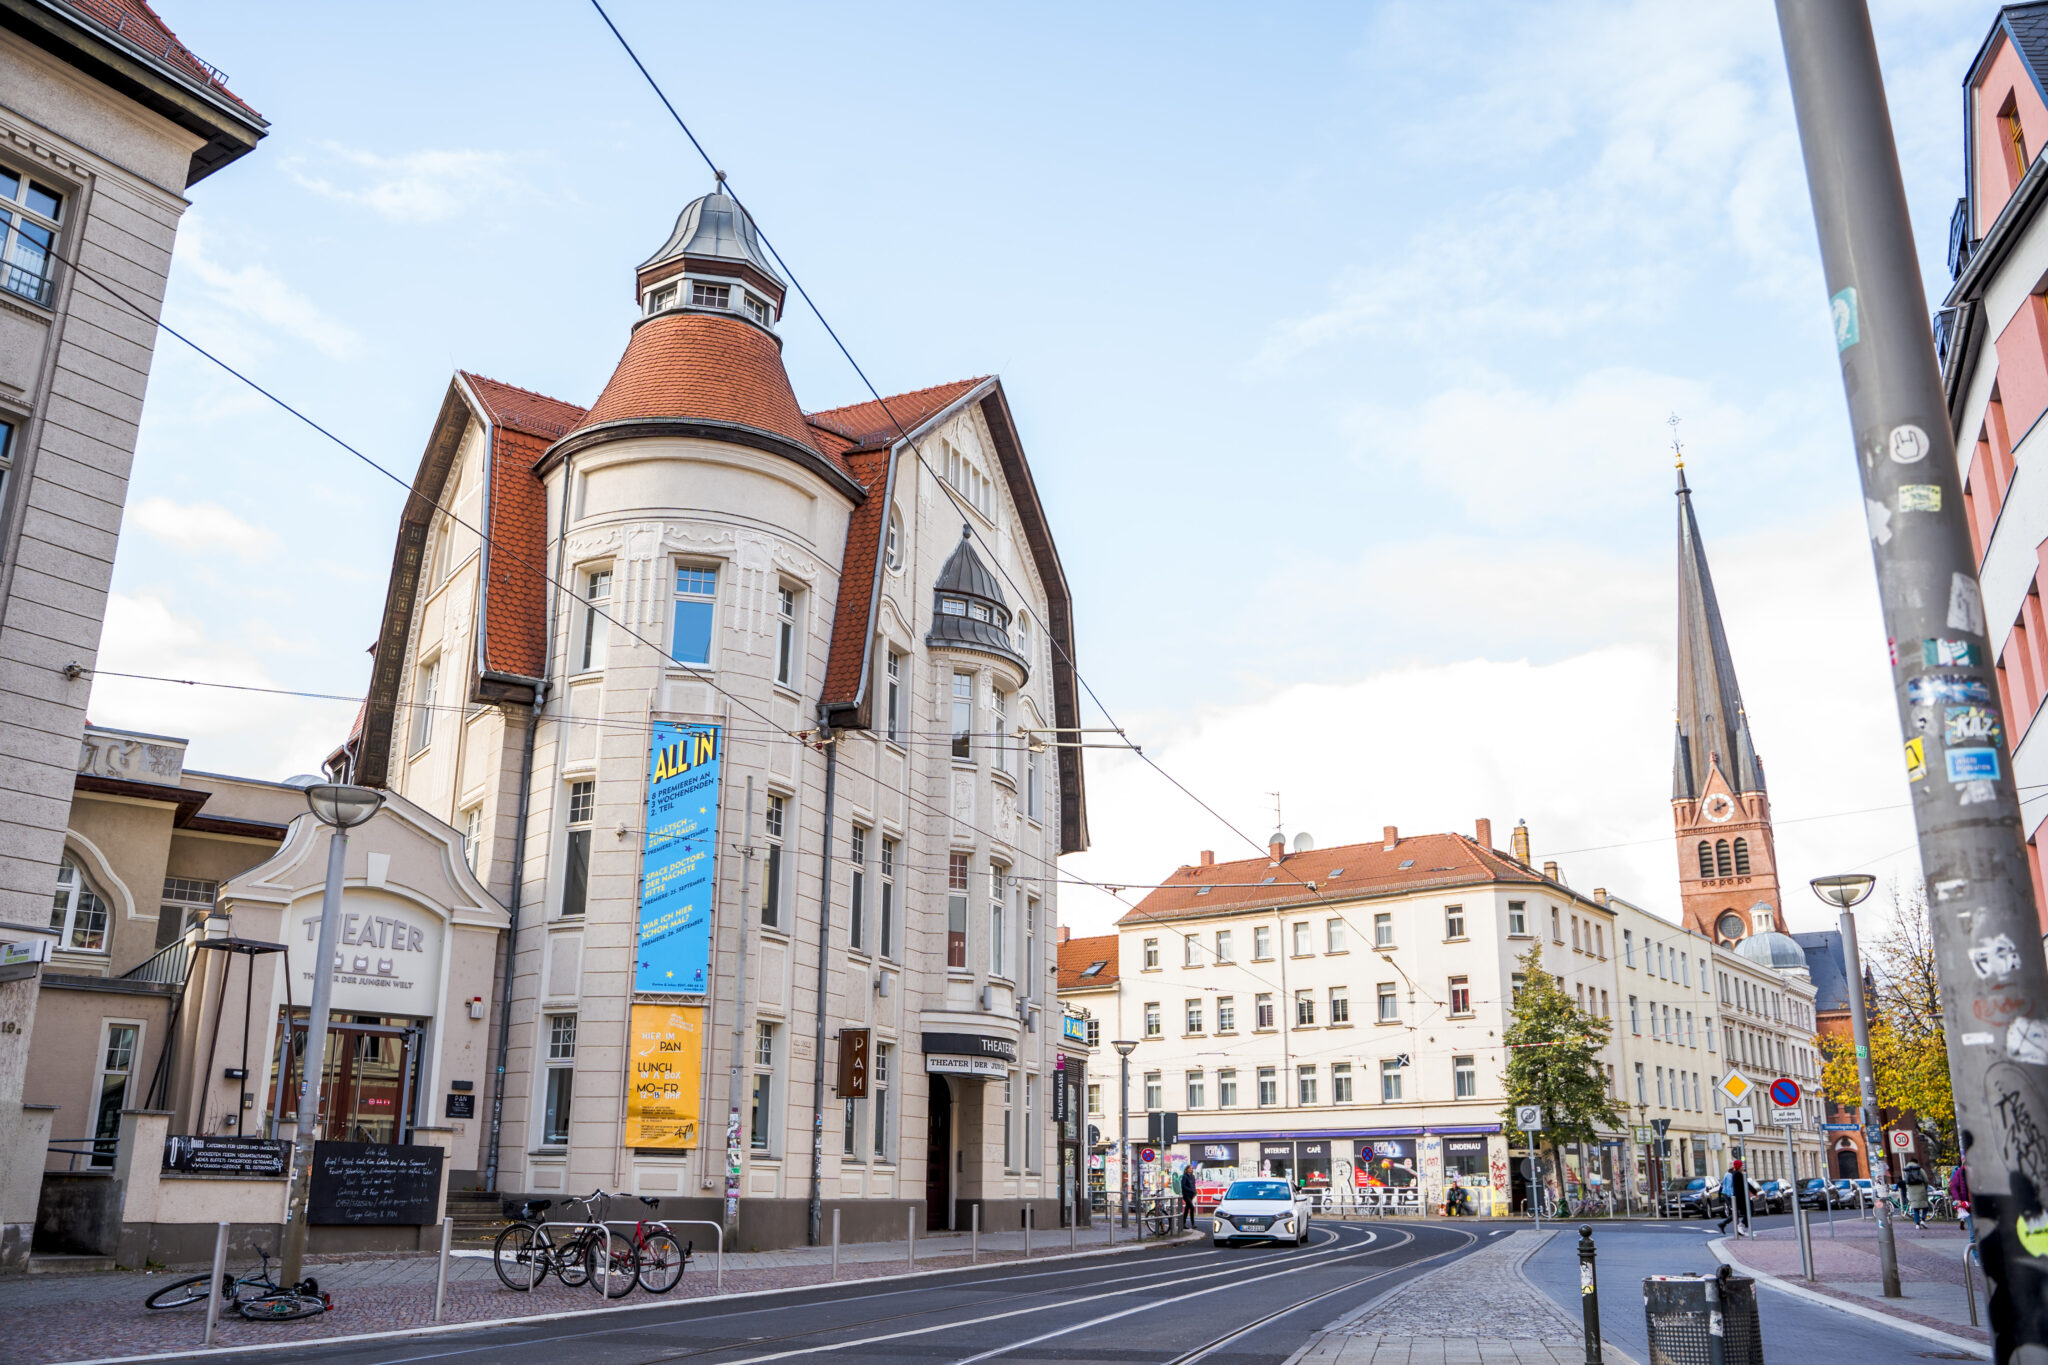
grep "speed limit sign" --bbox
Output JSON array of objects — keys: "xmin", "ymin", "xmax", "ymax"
[
  {"xmin": 1888, "ymin": 1130, "xmax": 1915, "ymax": 1153},
  {"xmin": 1515, "ymin": 1105, "xmax": 1543, "ymax": 1131}
]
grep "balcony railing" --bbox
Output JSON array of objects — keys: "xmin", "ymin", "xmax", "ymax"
[
  {"xmin": 1, "ymin": 252, "xmax": 56, "ymax": 308},
  {"xmin": 122, "ymin": 930, "xmax": 198, "ymax": 987}
]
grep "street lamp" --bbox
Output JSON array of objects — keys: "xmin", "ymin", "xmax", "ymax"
[
  {"xmin": 1810, "ymin": 872, "xmax": 1899, "ymax": 1299},
  {"xmin": 1112, "ymin": 1039, "xmax": 1137, "ymax": 1228},
  {"xmin": 280, "ymin": 782, "xmax": 385, "ymax": 1287}
]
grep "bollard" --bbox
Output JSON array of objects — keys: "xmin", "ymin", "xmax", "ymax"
[
  {"xmin": 1577, "ymin": 1225, "xmax": 1602, "ymax": 1365},
  {"xmin": 1108, "ymin": 1197, "xmax": 1116, "ymax": 1246},
  {"xmin": 908, "ymin": 1206, "xmax": 916, "ymax": 1268},
  {"xmin": 203, "ymin": 1221, "xmax": 229, "ymax": 1347},
  {"xmin": 1070, "ymin": 1211, "xmax": 1077, "ymax": 1254},
  {"xmin": 1024, "ymin": 1205, "xmax": 1032, "ymax": 1259},
  {"xmin": 971, "ymin": 1203, "xmax": 979, "ymax": 1264},
  {"xmin": 831, "ymin": 1209, "xmax": 840, "ymax": 1282},
  {"xmin": 434, "ymin": 1217, "xmax": 453, "ymax": 1322}
]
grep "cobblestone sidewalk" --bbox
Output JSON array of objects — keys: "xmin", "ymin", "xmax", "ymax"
[
  {"xmin": 1290, "ymin": 1230, "xmax": 1637, "ymax": 1365},
  {"xmin": 1714, "ymin": 1218, "xmax": 1989, "ymax": 1348}
]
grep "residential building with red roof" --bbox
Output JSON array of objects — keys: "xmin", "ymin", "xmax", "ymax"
[
  {"xmin": 0, "ymin": 0, "xmax": 265, "ymax": 1270},
  {"xmin": 350, "ymin": 186, "xmax": 1089, "ymax": 1244}
]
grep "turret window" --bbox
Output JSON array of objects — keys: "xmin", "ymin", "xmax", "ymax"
[
  {"xmin": 673, "ymin": 565, "xmax": 719, "ymax": 666},
  {"xmin": 1733, "ymin": 837, "xmax": 1751, "ymax": 876},
  {"xmin": 690, "ymin": 281, "xmax": 730, "ymax": 308},
  {"xmin": 941, "ymin": 598, "xmax": 967, "ymax": 616},
  {"xmin": 743, "ymin": 293, "xmax": 771, "ymax": 325},
  {"xmin": 645, "ymin": 284, "xmax": 677, "ymax": 314}
]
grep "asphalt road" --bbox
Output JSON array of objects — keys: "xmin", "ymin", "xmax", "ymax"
[{"xmin": 153, "ymin": 1220, "xmax": 1491, "ymax": 1365}]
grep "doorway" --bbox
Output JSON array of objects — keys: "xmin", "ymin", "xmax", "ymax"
[
  {"xmin": 1836, "ymin": 1145, "xmax": 1861, "ymax": 1178},
  {"xmin": 926, "ymin": 1076, "xmax": 952, "ymax": 1230},
  {"xmin": 275, "ymin": 1012, "xmax": 423, "ymax": 1144}
]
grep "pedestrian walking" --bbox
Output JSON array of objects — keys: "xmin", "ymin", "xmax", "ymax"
[
  {"xmin": 1903, "ymin": 1160, "xmax": 1931, "ymax": 1230},
  {"xmin": 1949, "ymin": 1161, "xmax": 1972, "ymax": 1239},
  {"xmin": 1716, "ymin": 1159, "xmax": 1753, "ymax": 1236},
  {"xmin": 1178, "ymin": 1164, "xmax": 1196, "ymax": 1229}
]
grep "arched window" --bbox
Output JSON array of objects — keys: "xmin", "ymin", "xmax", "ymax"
[
  {"xmin": 884, "ymin": 506, "xmax": 903, "ymax": 573},
  {"xmin": 50, "ymin": 856, "xmax": 109, "ymax": 952},
  {"xmin": 1714, "ymin": 840, "xmax": 1732, "ymax": 878},
  {"xmin": 1697, "ymin": 842, "xmax": 1714, "ymax": 879},
  {"xmin": 1733, "ymin": 837, "xmax": 1751, "ymax": 876}
]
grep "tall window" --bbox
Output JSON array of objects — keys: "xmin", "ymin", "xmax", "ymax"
[
  {"xmin": 1448, "ymin": 975, "xmax": 1471, "ymax": 1015},
  {"xmin": 1143, "ymin": 938, "xmax": 1159, "ymax": 969},
  {"xmin": 1216, "ymin": 996, "xmax": 1235, "ymax": 1032},
  {"xmin": 1026, "ymin": 743, "xmax": 1042, "ymax": 821},
  {"xmin": 1143, "ymin": 1071, "xmax": 1161, "ymax": 1110},
  {"xmin": 1214, "ymin": 929, "xmax": 1233, "ymax": 963},
  {"xmin": 1184, "ymin": 935, "xmax": 1200, "ymax": 967},
  {"xmin": 879, "ymin": 837, "xmax": 896, "ymax": 958},
  {"xmin": 1295, "ymin": 990, "xmax": 1315, "ymax": 1027},
  {"xmin": 1333, "ymin": 1063, "xmax": 1353, "ymax": 1103},
  {"xmin": 1329, "ymin": 986, "xmax": 1350, "ymax": 1023},
  {"xmin": 1024, "ymin": 1072, "xmax": 1037, "ymax": 1170},
  {"xmin": 843, "ymin": 1095, "xmax": 859, "ymax": 1158},
  {"xmin": 1292, "ymin": 921, "xmax": 1310, "ymax": 955},
  {"xmin": 885, "ymin": 651, "xmax": 904, "ymax": 744},
  {"xmin": 2005, "ymin": 96, "xmax": 2031, "ymax": 174},
  {"xmin": 1218, "ymin": 1069, "xmax": 1238, "ymax": 1107},
  {"xmin": 0, "ymin": 419, "xmax": 13, "ymax": 505},
  {"xmin": 0, "ymin": 165, "xmax": 62, "ymax": 306},
  {"xmin": 1014, "ymin": 609, "xmax": 1032, "ymax": 662},
  {"xmin": 673, "ymin": 565, "xmax": 718, "ymax": 666},
  {"xmin": 1253, "ymin": 925, "xmax": 1273, "ymax": 959},
  {"xmin": 1373, "ymin": 913, "xmax": 1393, "ymax": 947},
  {"xmin": 951, "ymin": 673, "xmax": 974, "ymax": 760},
  {"xmin": 1453, "ymin": 1055, "xmax": 1476, "ymax": 1099},
  {"xmin": 947, "ymin": 852, "xmax": 970, "ymax": 968},
  {"xmin": 885, "ymin": 507, "xmax": 903, "ymax": 572},
  {"xmin": 1326, "ymin": 918, "xmax": 1346, "ymax": 953},
  {"xmin": 1143, "ymin": 1002, "xmax": 1161, "ymax": 1037},
  {"xmin": 1624, "ymin": 929, "xmax": 1635, "ymax": 966},
  {"xmin": 1185, "ymin": 999, "xmax": 1203, "ymax": 1034},
  {"xmin": 1298, "ymin": 1066, "xmax": 1318, "ymax": 1105},
  {"xmin": 988, "ymin": 864, "xmax": 1007, "ymax": 977},
  {"xmin": 1185, "ymin": 1070, "xmax": 1205, "ymax": 1109},
  {"xmin": 1377, "ymin": 982, "xmax": 1398, "ymax": 1023},
  {"xmin": 992, "ymin": 689, "xmax": 1010, "ymax": 775},
  {"xmin": 1257, "ymin": 1067, "xmax": 1277, "ymax": 1106},
  {"xmin": 1551, "ymin": 906, "xmax": 1562, "ymax": 940},
  {"xmin": 562, "ymin": 782, "xmax": 594, "ymax": 917},
  {"xmin": 1255, "ymin": 992, "xmax": 1274, "ymax": 1029},
  {"xmin": 762, "ymin": 795, "xmax": 785, "ymax": 928},
  {"xmin": 848, "ymin": 825, "xmax": 868, "ymax": 950},
  {"xmin": 751, "ymin": 1022, "xmax": 776, "ymax": 1149},
  {"xmin": 89, "ymin": 1023, "xmax": 138, "ymax": 1166},
  {"xmin": 580, "ymin": 568, "xmax": 611, "ymax": 670},
  {"xmin": 1635, "ymin": 1062, "xmax": 1647, "ymax": 1104},
  {"xmin": 775, "ymin": 586, "xmax": 798, "ymax": 687},
  {"xmin": 462, "ymin": 807, "xmax": 482, "ymax": 875},
  {"xmin": 1508, "ymin": 900, "xmax": 1526, "ymax": 935},
  {"xmin": 1380, "ymin": 1058, "xmax": 1404, "ymax": 1102},
  {"xmin": 1444, "ymin": 905, "xmax": 1465, "ymax": 939},
  {"xmin": 410, "ymin": 657, "xmax": 438, "ymax": 753},
  {"xmin": 544, "ymin": 1014, "xmax": 577, "ymax": 1145}
]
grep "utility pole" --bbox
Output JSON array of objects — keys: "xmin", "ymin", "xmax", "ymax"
[
  {"xmin": 1838, "ymin": 902, "xmax": 1902, "ymax": 1298},
  {"xmin": 1775, "ymin": 4, "xmax": 2048, "ymax": 1357}
]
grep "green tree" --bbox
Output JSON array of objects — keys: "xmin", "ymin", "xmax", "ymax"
[{"xmin": 1500, "ymin": 945, "xmax": 1625, "ymax": 1194}]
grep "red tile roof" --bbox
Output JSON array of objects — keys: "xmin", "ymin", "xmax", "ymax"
[
  {"xmin": 462, "ymin": 372, "xmax": 587, "ymax": 441},
  {"xmin": 808, "ymin": 378, "xmax": 987, "ymax": 453},
  {"xmin": 1115, "ymin": 833, "xmax": 1552, "ymax": 927},
  {"xmin": 820, "ymin": 448, "xmax": 892, "ymax": 713},
  {"xmin": 61, "ymin": 0, "xmax": 260, "ymax": 115},
  {"xmin": 482, "ymin": 424, "xmax": 553, "ymax": 679},
  {"xmin": 1058, "ymin": 933, "xmax": 1121, "ymax": 991},
  {"xmin": 575, "ymin": 313, "xmax": 831, "ymax": 465}
]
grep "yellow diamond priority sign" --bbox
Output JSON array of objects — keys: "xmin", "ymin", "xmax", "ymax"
[{"xmin": 1719, "ymin": 1069, "xmax": 1754, "ymax": 1106}]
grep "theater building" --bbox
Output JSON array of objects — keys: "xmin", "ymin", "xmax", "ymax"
[{"xmin": 348, "ymin": 185, "xmax": 1087, "ymax": 1246}]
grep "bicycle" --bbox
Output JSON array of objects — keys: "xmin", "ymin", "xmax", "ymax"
[
  {"xmin": 493, "ymin": 1190, "xmax": 640, "ymax": 1297},
  {"xmin": 609, "ymin": 1195, "xmax": 690, "ymax": 1294},
  {"xmin": 144, "ymin": 1244, "xmax": 331, "ymax": 1320}
]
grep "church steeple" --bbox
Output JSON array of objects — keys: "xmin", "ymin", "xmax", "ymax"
[{"xmin": 1670, "ymin": 463, "xmax": 1782, "ymax": 945}]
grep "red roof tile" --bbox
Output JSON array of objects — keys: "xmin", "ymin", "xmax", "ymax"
[
  {"xmin": 61, "ymin": 0, "xmax": 260, "ymax": 115},
  {"xmin": 821, "ymin": 448, "xmax": 891, "ymax": 713},
  {"xmin": 575, "ymin": 313, "xmax": 831, "ymax": 466},
  {"xmin": 1115, "ymin": 833, "xmax": 1552, "ymax": 927},
  {"xmin": 807, "ymin": 378, "xmax": 987, "ymax": 453},
  {"xmin": 482, "ymin": 424, "xmax": 552, "ymax": 679},
  {"xmin": 461, "ymin": 372, "xmax": 587, "ymax": 441},
  {"xmin": 1058, "ymin": 934, "xmax": 1121, "ymax": 991}
]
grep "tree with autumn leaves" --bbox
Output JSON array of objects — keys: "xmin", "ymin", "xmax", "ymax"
[
  {"xmin": 1818, "ymin": 883, "xmax": 1955, "ymax": 1161},
  {"xmin": 1501, "ymin": 945, "xmax": 1626, "ymax": 1197}
]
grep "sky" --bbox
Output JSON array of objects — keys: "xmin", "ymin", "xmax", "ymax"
[{"xmin": 89, "ymin": 0, "xmax": 2008, "ymax": 939}]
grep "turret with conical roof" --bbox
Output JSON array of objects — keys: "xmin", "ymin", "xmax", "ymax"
[{"xmin": 926, "ymin": 526, "xmax": 1029, "ymax": 679}]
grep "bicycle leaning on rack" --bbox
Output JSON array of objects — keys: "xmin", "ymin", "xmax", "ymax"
[
  {"xmin": 492, "ymin": 1190, "xmax": 641, "ymax": 1297},
  {"xmin": 143, "ymin": 1244, "xmax": 332, "ymax": 1320}
]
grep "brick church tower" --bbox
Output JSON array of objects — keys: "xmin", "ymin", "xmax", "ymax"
[{"xmin": 1671, "ymin": 466, "xmax": 1782, "ymax": 945}]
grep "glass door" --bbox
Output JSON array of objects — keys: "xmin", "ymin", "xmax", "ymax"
[
  {"xmin": 89, "ymin": 1023, "xmax": 139, "ymax": 1167},
  {"xmin": 274, "ymin": 1012, "xmax": 422, "ymax": 1144}
]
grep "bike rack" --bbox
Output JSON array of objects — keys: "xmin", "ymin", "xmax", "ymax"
[
  {"xmin": 621, "ymin": 1217, "xmax": 723, "ymax": 1295},
  {"xmin": 1962, "ymin": 1240, "xmax": 1981, "ymax": 1327},
  {"xmin": 524, "ymin": 1221, "xmax": 619, "ymax": 1296}
]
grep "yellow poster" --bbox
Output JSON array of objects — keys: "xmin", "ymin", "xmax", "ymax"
[{"xmin": 626, "ymin": 1003, "xmax": 703, "ymax": 1149}]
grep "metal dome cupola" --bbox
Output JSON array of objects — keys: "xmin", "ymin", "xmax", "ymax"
[
  {"xmin": 927, "ymin": 526, "xmax": 1029, "ymax": 680},
  {"xmin": 634, "ymin": 178, "xmax": 788, "ymax": 331}
]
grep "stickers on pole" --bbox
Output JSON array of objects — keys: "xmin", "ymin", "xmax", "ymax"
[
  {"xmin": 1922, "ymin": 639, "xmax": 1980, "ymax": 667},
  {"xmin": 1905, "ymin": 736, "xmax": 1927, "ymax": 782},
  {"xmin": 1907, "ymin": 675, "xmax": 1990, "ymax": 705},
  {"xmin": 1832, "ymin": 287, "xmax": 1860, "ymax": 350},
  {"xmin": 1948, "ymin": 574, "xmax": 1986, "ymax": 636},
  {"xmin": 1899, "ymin": 485, "xmax": 1941, "ymax": 512},
  {"xmin": 1887, "ymin": 424, "xmax": 1931, "ymax": 464}
]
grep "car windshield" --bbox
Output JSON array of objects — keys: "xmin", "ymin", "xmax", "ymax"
[{"xmin": 1223, "ymin": 1180, "xmax": 1291, "ymax": 1202}]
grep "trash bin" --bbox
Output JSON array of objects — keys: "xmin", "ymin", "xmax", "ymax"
[{"xmin": 1643, "ymin": 1267, "xmax": 1762, "ymax": 1365}]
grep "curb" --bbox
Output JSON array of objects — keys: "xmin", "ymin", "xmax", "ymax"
[
  {"xmin": 53, "ymin": 1232, "xmax": 1202, "ymax": 1365},
  {"xmin": 1509, "ymin": 1235, "xmax": 1644, "ymax": 1365},
  {"xmin": 1706, "ymin": 1237, "xmax": 1990, "ymax": 1359}
]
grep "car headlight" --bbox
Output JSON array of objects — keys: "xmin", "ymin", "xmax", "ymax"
[{"xmin": 1279, "ymin": 1218, "xmax": 1293, "ymax": 1231}]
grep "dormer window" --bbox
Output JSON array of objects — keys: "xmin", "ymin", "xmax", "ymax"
[
  {"xmin": 941, "ymin": 598, "xmax": 967, "ymax": 616},
  {"xmin": 645, "ymin": 284, "xmax": 678, "ymax": 314},
  {"xmin": 743, "ymin": 293, "xmax": 771, "ymax": 325},
  {"xmin": 691, "ymin": 281, "xmax": 730, "ymax": 309},
  {"xmin": 968, "ymin": 602, "xmax": 992, "ymax": 623}
]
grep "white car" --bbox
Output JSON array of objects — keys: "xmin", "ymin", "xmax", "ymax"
[{"xmin": 1210, "ymin": 1178, "xmax": 1312, "ymax": 1246}]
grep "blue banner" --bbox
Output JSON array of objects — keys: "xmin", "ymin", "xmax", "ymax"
[{"xmin": 636, "ymin": 722, "xmax": 720, "ymax": 994}]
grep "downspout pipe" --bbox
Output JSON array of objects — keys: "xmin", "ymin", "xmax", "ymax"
[{"xmin": 807, "ymin": 720, "xmax": 838, "ymax": 1246}]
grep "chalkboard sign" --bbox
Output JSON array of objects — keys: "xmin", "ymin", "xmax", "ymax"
[
  {"xmin": 445, "ymin": 1093, "xmax": 475, "ymax": 1119},
  {"xmin": 308, "ymin": 1141, "xmax": 443, "ymax": 1225},
  {"xmin": 162, "ymin": 1135, "xmax": 289, "ymax": 1177}
]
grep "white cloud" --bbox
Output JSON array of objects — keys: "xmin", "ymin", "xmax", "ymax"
[
  {"xmin": 129, "ymin": 496, "xmax": 278, "ymax": 561},
  {"xmin": 172, "ymin": 218, "xmax": 361, "ymax": 360},
  {"xmin": 287, "ymin": 144, "xmax": 531, "ymax": 224}
]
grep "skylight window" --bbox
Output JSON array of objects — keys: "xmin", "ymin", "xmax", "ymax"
[
  {"xmin": 1399, "ymin": 859, "xmax": 1414, "ymax": 869},
  {"xmin": 1197, "ymin": 886, "xmax": 1212, "ymax": 895},
  {"xmin": 1081, "ymin": 961, "xmax": 1106, "ymax": 977},
  {"xmin": 1260, "ymin": 876, "xmax": 1276, "ymax": 885},
  {"xmin": 1329, "ymin": 869, "xmax": 1344, "ymax": 878}
]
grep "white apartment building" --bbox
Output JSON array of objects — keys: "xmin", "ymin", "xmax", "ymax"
[{"xmin": 348, "ymin": 186, "xmax": 1089, "ymax": 1246}]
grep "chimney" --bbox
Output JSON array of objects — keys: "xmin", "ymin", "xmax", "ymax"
[
  {"xmin": 1269, "ymin": 837, "xmax": 1285, "ymax": 862},
  {"xmin": 1594, "ymin": 888, "xmax": 1608, "ymax": 906},
  {"xmin": 1511, "ymin": 819, "xmax": 1531, "ymax": 866},
  {"xmin": 1200, "ymin": 850, "xmax": 1215, "ymax": 867},
  {"xmin": 1058, "ymin": 926, "xmax": 1071, "ymax": 943},
  {"xmin": 1475, "ymin": 817, "xmax": 1493, "ymax": 850},
  {"xmin": 1543, "ymin": 860, "xmax": 1560, "ymax": 882},
  {"xmin": 1382, "ymin": 825, "xmax": 1399, "ymax": 851}
]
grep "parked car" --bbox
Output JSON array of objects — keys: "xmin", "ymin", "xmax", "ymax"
[
  {"xmin": 1835, "ymin": 1177, "xmax": 1877, "ymax": 1208},
  {"xmin": 1755, "ymin": 1180, "xmax": 1793, "ymax": 1214},
  {"xmin": 1211, "ymin": 1178, "xmax": 1313, "ymax": 1246},
  {"xmin": 1797, "ymin": 1178, "xmax": 1841, "ymax": 1209},
  {"xmin": 1663, "ymin": 1177, "xmax": 1724, "ymax": 1218}
]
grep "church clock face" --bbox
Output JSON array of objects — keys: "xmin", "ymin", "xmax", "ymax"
[{"xmin": 1701, "ymin": 792, "xmax": 1736, "ymax": 823}]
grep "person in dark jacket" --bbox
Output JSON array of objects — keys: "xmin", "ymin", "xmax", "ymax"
[
  {"xmin": 1903, "ymin": 1161, "xmax": 1930, "ymax": 1229},
  {"xmin": 1179, "ymin": 1165, "xmax": 1197, "ymax": 1227}
]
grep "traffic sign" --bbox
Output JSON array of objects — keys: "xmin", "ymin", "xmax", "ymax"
[
  {"xmin": 1632, "ymin": 1126, "xmax": 1652, "ymax": 1143},
  {"xmin": 1514, "ymin": 1105, "xmax": 1544, "ymax": 1132},
  {"xmin": 1769, "ymin": 1078, "xmax": 1801, "ymax": 1108},
  {"xmin": 1724, "ymin": 1106, "xmax": 1756, "ymax": 1135},
  {"xmin": 1139, "ymin": 1147, "xmax": 1157, "ymax": 1164},
  {"xmin": 1888, "ymin": 1129, "xmax": 1915, "ymax": 1153},
  {"xmin": 1719, "ymin": 1070, "xmax": 1754, "ymax": 1105},
  {"xmin": 1651, "ymin": 1118, "xmax": 1672, "ymax": 1137},
  {"xmin": 1770, "ymin": 1107, "xmax": 1804, "ymax": 1128},
  {"xmin": 1821, "ymin": 1123, "xmax": 1859, "ymax": 1132}
]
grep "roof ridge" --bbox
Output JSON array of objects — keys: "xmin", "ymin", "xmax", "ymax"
[
  {"xmin": 460, "ymin": 371, "xmax": 586, "ymax": 411},
  {"xmin": 805, "ymin": 375, "xmax": 990, "ymax": 428}
]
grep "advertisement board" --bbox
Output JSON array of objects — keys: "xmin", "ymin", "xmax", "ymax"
[
  {"xmin": 625, "ymin": 1003, "xmax": 704, "ymax": 1148},
  {"xmin": 636, "ymin": 723, "xmax": 721, "ymax": 994}
]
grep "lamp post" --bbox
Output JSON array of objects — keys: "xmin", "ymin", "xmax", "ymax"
[
  {"xmin": 1112, "ymin": 1039, "xmax": 1137, "ymax": 1228},
  {"xmin": 280, "ymin": 783, "xmax": 385, "ymax": 1288},
  {"xmin": 1812, "ymin": 873, "xmax": 1899, "ymax": 1300}
]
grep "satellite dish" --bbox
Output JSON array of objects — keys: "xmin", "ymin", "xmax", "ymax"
[
  {"xmin": 283, "ymin": 773, "xmax": 323, "ymax": 789},
  {"xmin": 1266, "ymin": 831, "xmax": 1286, "ymax": 847},
  {"xmin": 1293, "ymin": 832, "xmax": 1316, "ymax": 853}
]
